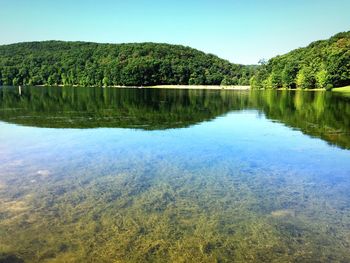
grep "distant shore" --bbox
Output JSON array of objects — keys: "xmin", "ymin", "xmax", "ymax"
[
  {"xmin": 34, "ymin": 84, "xmax": 251, "ymax": 90},
  {"xmin": 20, "ymin": 85, "xmax": 350, "ymax": 92},
  {"xmin": 147, "ymin": 85, "xmax": 250, "ymax": 90}
]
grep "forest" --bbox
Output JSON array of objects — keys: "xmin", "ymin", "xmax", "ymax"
[
  {"xmin": 0, "ymin": 41, "xmax": 255, "ymax": 87},
  {"xmin": 250, "ymin": 31, "xmax": 350, "ymax": 90},
  {"xmin": 0, "ymin": 31, "xmax": 349, "ymax": 89}
]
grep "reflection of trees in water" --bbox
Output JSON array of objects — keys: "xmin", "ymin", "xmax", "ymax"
[
  {"xmin": 0, "ymin": 86, "xmax": 250, "ymax": 129},
  {"xmin": 0, "ymin": 86, "xmax": 349, "ymax": 149},
  {"xmin": 251, "ymin": 90, "xmax": 350, "ymax": 149}
]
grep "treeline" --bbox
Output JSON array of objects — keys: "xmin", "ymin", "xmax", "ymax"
[
  {"xmin": 0, "ymin": 41, "xmax": 256, "ymax": 87},
  {"xmin": 250, "ymin": 31, "xmax": 350, "ymax": 90}
]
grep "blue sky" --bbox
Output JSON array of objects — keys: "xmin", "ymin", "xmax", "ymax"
[{"xmin": 0, "ymin": 0, "xmax": 349, "ymax": 64}]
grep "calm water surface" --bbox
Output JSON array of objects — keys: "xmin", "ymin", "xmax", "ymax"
[{"xmin": 0, "ymin": 87, "xmax": 350, "ymax": 262}]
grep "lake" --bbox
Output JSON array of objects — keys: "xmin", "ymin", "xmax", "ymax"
[{"xmin": 0, "ymin": 86, "xmax": 350, "ymax": 262}]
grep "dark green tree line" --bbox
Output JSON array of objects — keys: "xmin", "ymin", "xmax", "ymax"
[{"xmin": 0, "ymin": 41, "xmax": 256, "ymax": 87}]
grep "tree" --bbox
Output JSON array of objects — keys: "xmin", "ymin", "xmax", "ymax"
[
  {"xmin": 102, "ymin": 76, "xmax": 110, "ymax": 87},
  {"xmin": 315, "ymin": 69, "xmax": 329, "ymax": 89},
  {"xmin": 12, "ymin": 77, "xmax": 19, "ymax": 86},
  {"xmin": 267, "ymin": 71, "xmax": 282, "ymax": 89},
  {"xmin": 282, "ymin": 64, "xmax": 298, "ymax": 89},
  {"xmin": 296, "ymin": 67, "xmax": 315, "ymax": 89},
  {"xmin": 250, "ymin": 75, "xmax": 259, "ymax": 89},
  {"xmin": 221, "ymin": 76, "xmax": 238, "ymax": 86},
  {"xmin": 47, "ymin": 76, "xmax": 54, "ymax": 86}
]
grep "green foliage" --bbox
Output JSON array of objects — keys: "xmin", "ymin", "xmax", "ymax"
[
  {"xmin": 316, "ymin": 68, "xmax": 329, "ymax": 89},
  {"xmin": 282, "ymin": 64, "xmax": 298, "ymax": 89},
  {"xmin": 250, "ymin": 65, "xmax": 268, "ymax": 89},
  {"xmin": 249, "ymin": 75, "xmax": 258, "ymax": 89},
  {"xmin": 102, "ymin": 76, "xmax": 110, "ymax": 87},
  {"xmin": 0, "ymin": 41, "xmax": 255, "ymax": 86},
  {"xmin": 296, "ymin": 67, "xmax": 315, "ymax": 89},
  {"xmin": 220, "ymin": 75, "xmax": 239, "ymax": 86},
  {"xmin": 251, "ymin": 31, "xmax": 350, "ymax": 89},
  {"xmin": 267, "ymin": 71, "xmax": 282, "ymax": 89}
]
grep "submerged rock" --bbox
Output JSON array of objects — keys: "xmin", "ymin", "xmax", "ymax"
[
  {"xmin": 271, "ymin": 209, "xmax": 296, "ymax": 217},
  {"xmin": 36, "ymin": 170, "xmax": 50, "ymax": 176}
]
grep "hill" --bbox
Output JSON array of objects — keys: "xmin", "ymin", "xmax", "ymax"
[
  {"xmin": 250, "ymin": 31, "xmax": 350, "ymax": 90},
  {"xmin": 0, "ymin": 41, "xmax": 255, "ymax": 87}
]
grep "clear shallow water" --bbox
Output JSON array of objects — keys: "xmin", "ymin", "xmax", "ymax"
[{"xmin": 0, "ymin": 87, "xmax": 350, "ymax": 262}]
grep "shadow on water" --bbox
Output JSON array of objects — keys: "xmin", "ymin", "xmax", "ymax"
[{"xmin": 0, "ymin": 86, "xmax": 349, "ymax": 149}]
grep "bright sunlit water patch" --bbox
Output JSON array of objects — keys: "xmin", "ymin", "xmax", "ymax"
[{"xmin": 0, "ymin": 87, "xmax": 350, "ymax": 262}]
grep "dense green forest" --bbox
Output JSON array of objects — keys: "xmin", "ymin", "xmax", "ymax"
[
  {"xmin": 1, "ymin": 31, "xmax": 348, "ymax": 89},
  {"xmin": 250, "ymin": 31, "xmax": 350, "ymax": 90},
  {"xmin": 0, "ymin": 41, "xmax": 255, "ymax": 87}
]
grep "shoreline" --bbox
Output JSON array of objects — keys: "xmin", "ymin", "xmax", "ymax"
[
  {"xmin": 11, "ymin": 85, "xmax": 350, "ymax": 92},
  {"xmin": 332, "ymin": 86, "xmax": 350, "ymax": 93},
  {"xmin": 32, "ymin": 84, "xmax": 251, "ymax": 90},
  {"xmin": 147, "ymin": 85, "xmax": 250, "ymax": 90}
]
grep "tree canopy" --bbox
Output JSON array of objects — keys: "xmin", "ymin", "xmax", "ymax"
[
  {"xmin": 250, "ymin": 31, "xmax": 350, "ymax": 90},
  {"xmin": 0, "ymin": 41, "xmax": 255, "ymax": 87}
]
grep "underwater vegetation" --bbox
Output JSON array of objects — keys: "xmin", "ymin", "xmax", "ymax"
[{"xmin": 1, "ymin": 149, "xmax": 350, "ymax": 262}]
